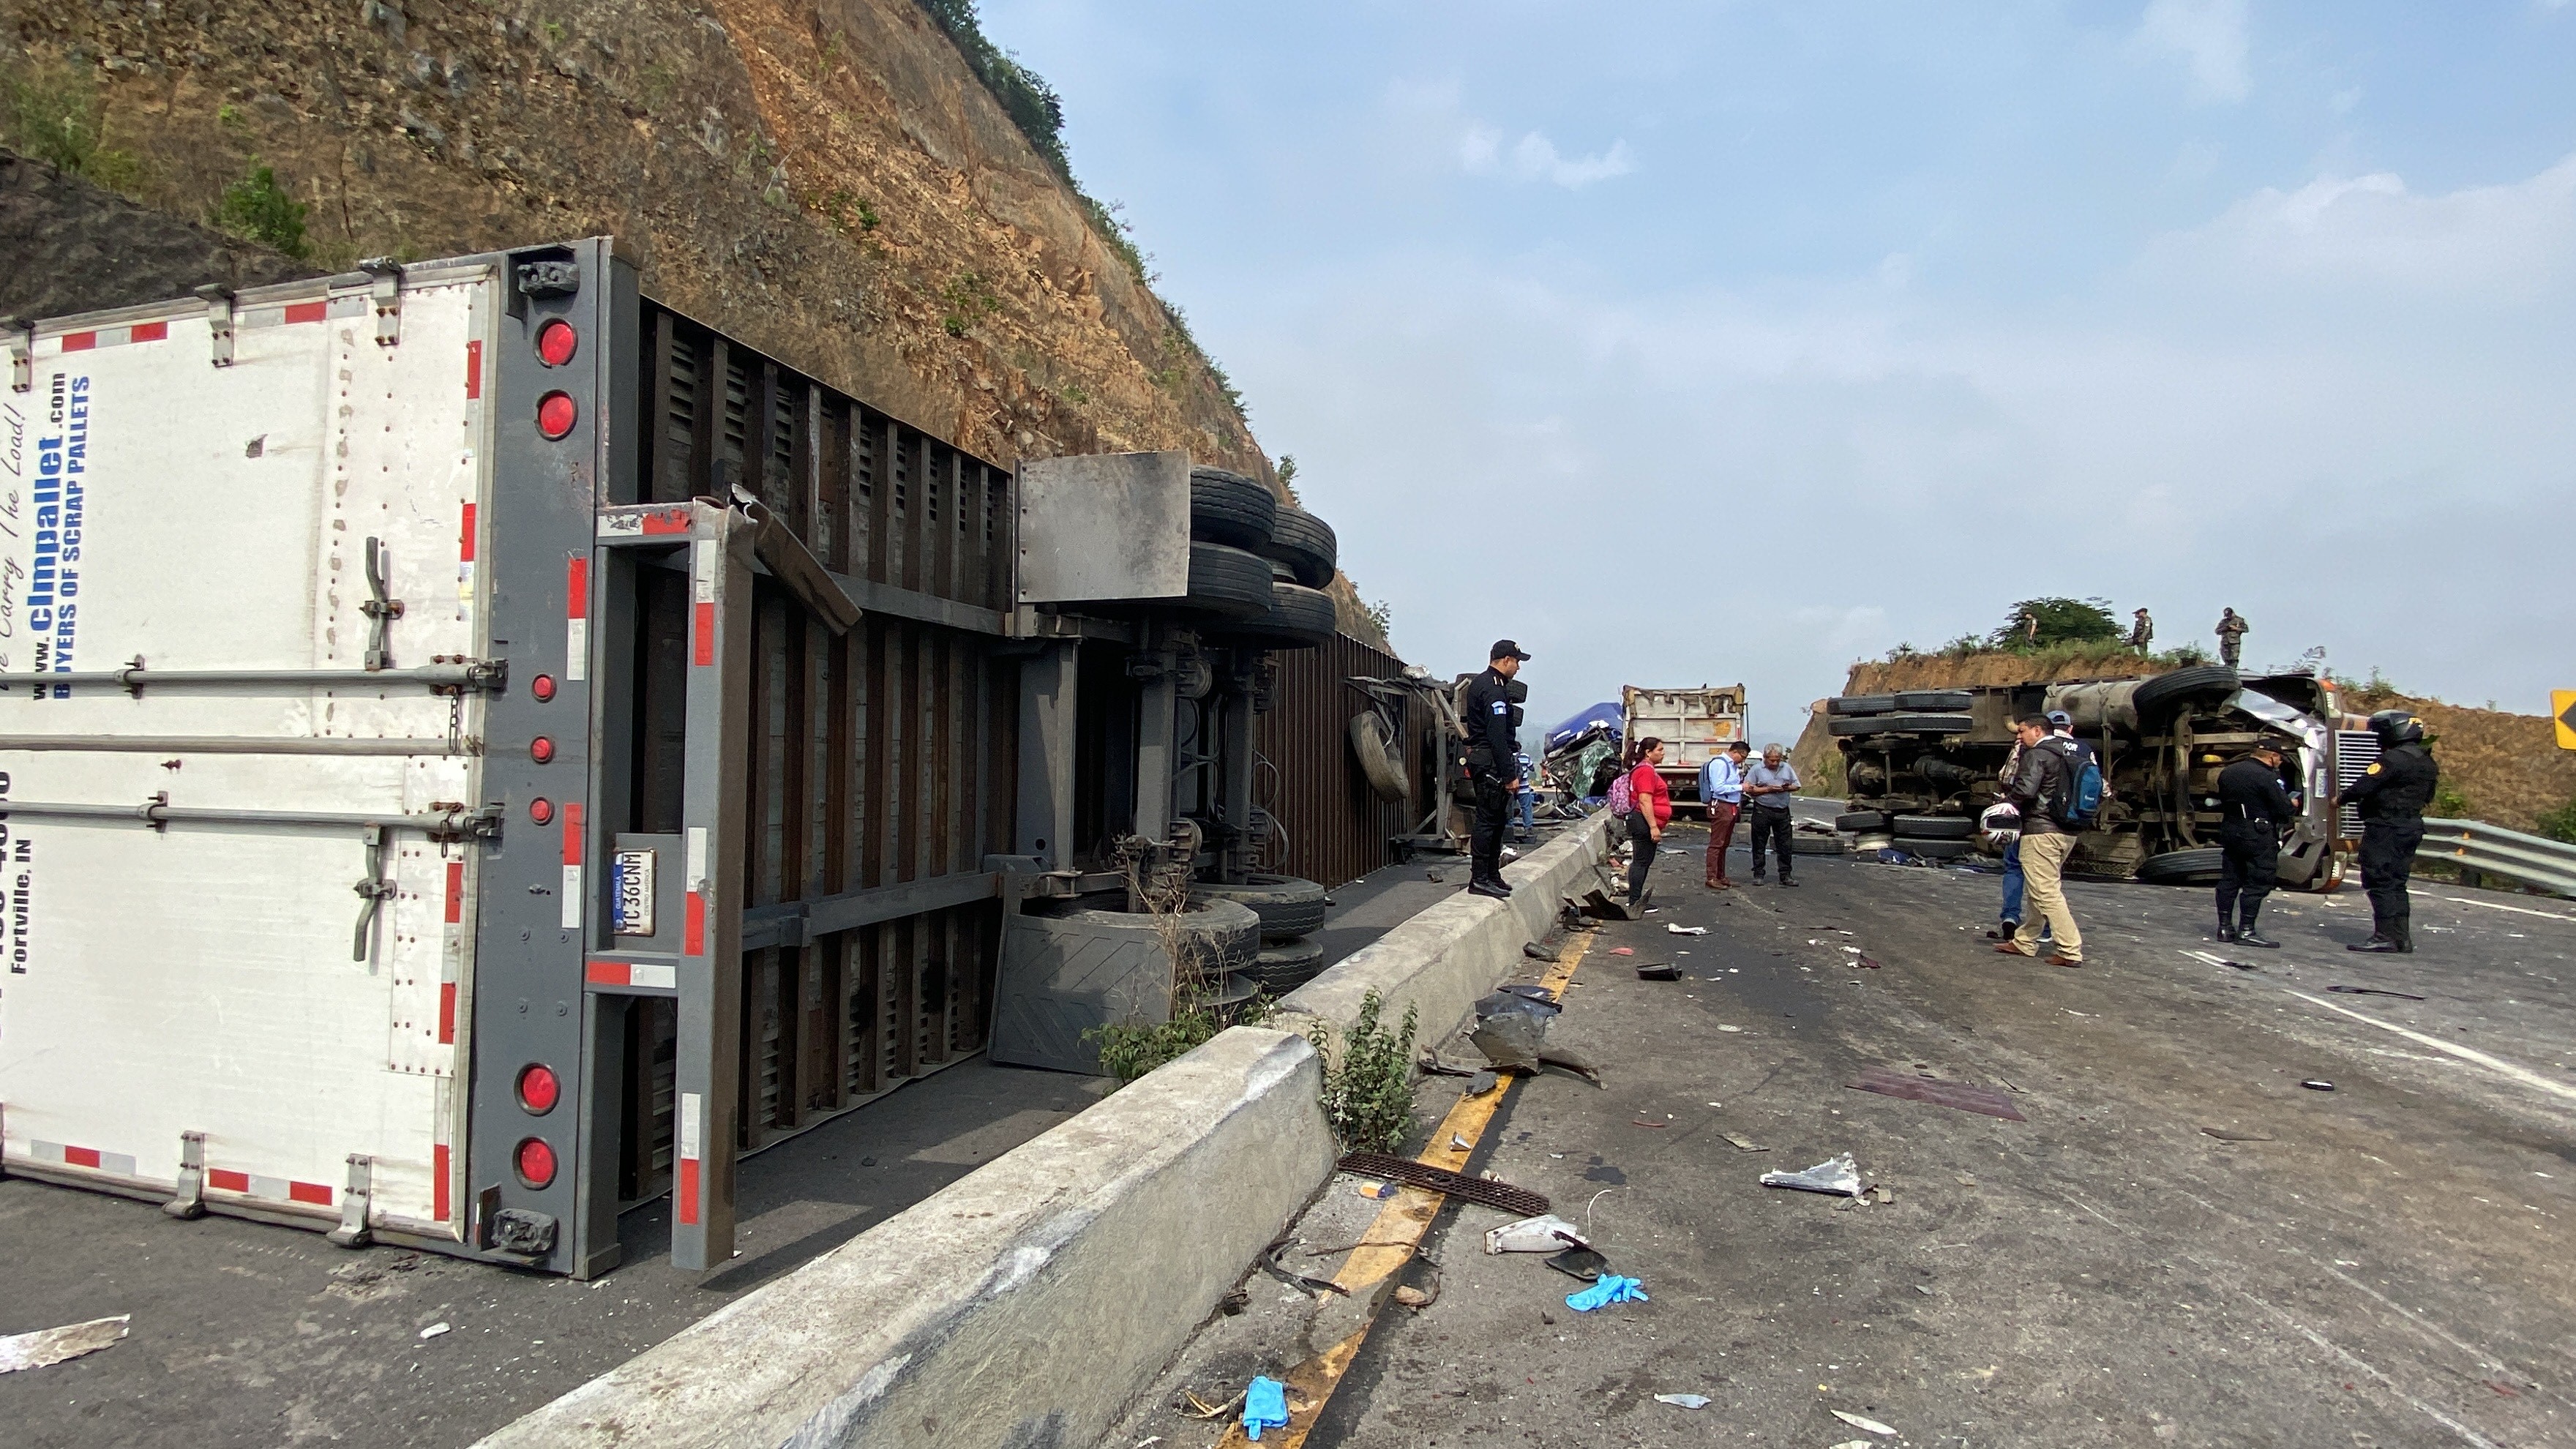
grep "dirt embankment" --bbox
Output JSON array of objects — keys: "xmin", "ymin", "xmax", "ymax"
[
  {"xmin": 1791, "ymin": 652, "xmax": 2573, "ymax": 832},
  {"xmin": 0, "ymin": 0, "xmax": 1384, "ymax": 642}
]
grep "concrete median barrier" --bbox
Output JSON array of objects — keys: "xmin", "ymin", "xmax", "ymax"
[{"xmin": 480, "ymin": 811, "xmax": 1611, "ymax": 1448}]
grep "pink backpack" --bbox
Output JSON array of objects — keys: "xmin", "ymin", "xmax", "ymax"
[{"xmin": 1607, "ymin": 768, "xmax": 1635, "ymax": 817}]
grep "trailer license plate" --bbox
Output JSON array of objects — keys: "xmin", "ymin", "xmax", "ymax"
[{"xmin": 611, "ymin": 850, "xmax": 656, "ymax": 937}]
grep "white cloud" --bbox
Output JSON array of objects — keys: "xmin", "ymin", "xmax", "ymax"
[
  {"xmin": 2142, "ymin": 152, "xmax": 2576, "ymax": 296},
  {"xmin": 1460, "ymin": 124, "xmax": 1636, "ymax": 188},
  {"xmin": 2129, "ymin": 0, "xmax": 2251, "ymax": 102}
]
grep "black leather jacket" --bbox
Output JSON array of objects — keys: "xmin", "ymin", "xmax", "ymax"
[{"xmin": 2007, "ymin": 738, "xmax": 2075, "ymax": 836}]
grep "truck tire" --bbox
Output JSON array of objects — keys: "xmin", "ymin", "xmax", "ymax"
[
  {"xmin": 1835, "ymin": 810, "xmax": 1891, "ymax": 834},
  {"xmin": 1790, "ymin": 834, "xmax": 1846, "ymax": 855},
  {"xmin": 1191, "ymin": 874, "xmax": 1329, "ymax": 943},
  {"xmin": 1829, "ymin": 694, "xmax": 1896, "ymax": 716},
  {"xmin": 1214, "ymin": 581, "xmax": 1338, "ymax": 649},
  {"xmin": 1894, "ymin": 689, "xmax": 1973, "ymax": 711},
  {"xmin": 1191, "ymin": 467, "xmax": 1278, "ymax": 551},
  {"xmin": 2133, "ymin": 665, "xmax": 2239, "ymax": 719},
  {"xmin": 1828, "ymin": 712, "xmax": 1973, "ymax": 737},
  {"xmin": 2138, "ymin": 847, "xmax": 2226, "ymax": 885},
  {"xmin": 1893, "ymin": 837, "xmax": 1972, "ymax": 860},
  {"xmin": 1892, "ymin": 814, "xmax": 1974, "ymax": 839},
  {"xmin": 1174, "ymin": 542, "xmax": 1273, "ymax": 619},
  {"xmin": 1028, "ymin": 897, "xmax": 1260, "ymax": 973},
  {"xmin": 1246, "ymin": 937, "xmax": 1327, "ymax": 994},
  {"xmin": 1349, "ymin": 713, "xmax": 1410, "ymax": 802},
  {"xmin": 1257, "ymin": 503, "xmax": 1337, "ymax": 588}
]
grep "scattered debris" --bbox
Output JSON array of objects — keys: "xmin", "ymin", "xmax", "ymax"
[
  {"xmin": 2327, "ymin": 985, "xmax": 2427, "ymax": 1001},
  {"xmin": 1523, "ymin": 940, "xmax": 1560, "ymax": 963},
  {"xmin": 1565, "ymin": 1273, "xmax": 1648, "ymax": 1311},
  {"xmin": 1630, "ymin": 1118, "xmax": 1667, "ymax": 1128},
  {"xmin": 1850, "ymin": 1066, "xmax": 2027, "ymax": 1122},
  {"xmin": 1426, "ymin": 870, "xmax": 1445, "ymax": 884},
  {"xmin": 1357, "ymin": 1181, "xmax": 1396, "ymax": 1199},
  {"xmin": 1546, "ymin": 1245, "xmax": 1610, "ymax": 1281},
  {"xmin": 1716, "ymin": 1024, "xmax": 1743, "ymax": 1033},
  {"xmin": 1469, "ymin": 1068, "xmax": 1499, "ymax": 1096},
  {"xmin": 1760, "ymin": 1153, "xmax": 1863, "ymax": 1197},
  {"xmin": 0, "ymin": 1315, "xmax": 130, "ymax": 1374},
  {"xmin": 1856, "ymin": 955, "xmax": 1883, "ymax": 970},
  {"xmin": 1261, "ymin": 1241, "xmax": 1352, "ymax": 1298},
  {"xmin": 1218, "ymin": 1287, "xmax": 1249, "ymax": 1316},
  {"xmin": 1485, "ymin": 1213, "xmax": 1589, "ymax": 1254},
  {"xmin": 1495, "ymin": 984, "xmax": 1560, "ymax": 1006},
  {"xmin": 2201, "ymin": 1127, "xmax": 2275, "ymax": 1142},
  {"xmin": 2302, "ymin": 1079, "xmax": 2335, "ymax": 1092},
  {"xmin": 1338, "ymin": 1152, "xmax": 1550, "ymax": 1216},
  {"xmin": 1242, "ymin": 1377, "xmax": 1290, "ymax": 1441},
  {"xmin": 1609, "ymin": 947, "xmax": 1635, "ymax": 956},
  {"xmin": 1721, "ymin": 1133, "xmax": 1771, "ymax": 1153},
  {"xmin": 419, "ymin": 1322, "xmax": 452, "ymax": 1341},
  {"xmin": 1182, "ymin": 1388, "xmax": 1244, "ymax": 1420},
  {"xmin": 1636, "ymin": 962, "xmax": 1680, "ymax": 981},
  {"xmin": 1654, "ymin": 1393, "xmax": 1713, "ymax": 1409},
  {"xmin": 1418, "ymin": 1051, "xmax": 1478, "ymax": 1077},
  {"xmin": 1666, "ymin": 924, "xmax": 1708, "ymax": 936},
  {"xmin": 1831, "ymin": 1408, "xmax": 1898, "ymax": 1437}
]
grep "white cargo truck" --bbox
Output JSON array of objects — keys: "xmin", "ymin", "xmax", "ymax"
[
  {"xmin": 1619, "ymin": 684, "xmax": 1748, "ymax": 812},
  {"xmin": 0, "ymin": 236, "xmax": 1364, "ymax": 1279}
]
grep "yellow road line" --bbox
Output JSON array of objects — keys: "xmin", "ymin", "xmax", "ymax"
[{"xmin": 1217, "ymin": 934, "xmax": 1592, "ymax": 1447}]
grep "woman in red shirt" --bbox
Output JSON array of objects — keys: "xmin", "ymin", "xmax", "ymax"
[{"xmin": 1626, "ymin": 738, "xmax": 1671, "ymax": 908}]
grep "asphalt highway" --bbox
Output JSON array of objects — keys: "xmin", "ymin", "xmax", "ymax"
[{"xmin": 1120, "ymin": 816, "xmax": 2576, "ymax": 1448}]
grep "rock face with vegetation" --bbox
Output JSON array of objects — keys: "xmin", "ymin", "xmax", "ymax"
[{"xmin": 0, "ymin": 0, "xmax": 1385, "ymax": 641}]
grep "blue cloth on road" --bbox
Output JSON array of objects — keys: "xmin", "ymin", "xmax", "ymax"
[
  {"xmin": 1565, "ymin": 1274, "xmax": 1650, "ymax": 1311},
  {"xmin": 1243, "ymin": 1376, "xmax": 1289, "ymax": 1440}
]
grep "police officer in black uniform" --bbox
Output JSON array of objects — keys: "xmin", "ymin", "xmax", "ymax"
[
  {"xmin": 1461, "ymin": 640, "xmax": 1532, "ymax": 899},
  {"xmin": 2214, "ymin": 739, "xmax": 2298, "ymax": 948},
  {"xmin": 2334, "ymin": 709, "xmax": 2438, "ymax": 954}
]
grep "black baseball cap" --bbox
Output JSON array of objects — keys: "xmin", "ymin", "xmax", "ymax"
[{"xmin": 1490, "ymin": 639, "xmax": 1532, "ymax": 662}]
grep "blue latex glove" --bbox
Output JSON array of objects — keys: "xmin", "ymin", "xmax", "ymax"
[
  {"xmin": 1243, "ymin": 1376, "xmax": 1289, "ymax": 1441},
  {"xmin": 1565, "ymin": 1274, "xmax": 1650, "ymax": 1311}
]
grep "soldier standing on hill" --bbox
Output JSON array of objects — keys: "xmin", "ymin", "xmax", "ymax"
[
  {"xmin": 2214, "ymin": 608, "xmax": 2248, "ymax": 667},
  {"xmin": 2129, "ymin": 608, "xmax": 2154, "ymax": 651},
  {"xmin": 2334, "ymin": 710, "xmax": 2439, "ymax": 954}
]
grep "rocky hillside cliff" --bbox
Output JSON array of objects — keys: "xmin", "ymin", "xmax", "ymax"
[{"xmin": 1, "ymin": 0, "xmax": 1382, "ymax": 639}]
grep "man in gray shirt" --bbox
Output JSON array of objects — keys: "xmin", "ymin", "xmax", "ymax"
[{"xmin": 1742, "ymin": 745, "xmax": 1802, "ymax": 887}]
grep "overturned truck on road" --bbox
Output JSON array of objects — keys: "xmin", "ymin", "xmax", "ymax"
[{"xmin": 1828, "ymin": 667, "xmax": 2365, "ymax": 888}]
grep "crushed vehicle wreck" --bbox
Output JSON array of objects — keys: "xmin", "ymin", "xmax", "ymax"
[{"xmin": 1827, "ymin": 670, "xmax": 2367, "ymax": 886}]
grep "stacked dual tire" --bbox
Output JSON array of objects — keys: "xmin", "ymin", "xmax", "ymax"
[
  {"xmin": 1187, "ymin": 468, "xmax": 1341, "ymax": 649},
  {"xmin": 1824, "ymin": 689, "xmax": 1974, "ymax": 738},
  {"xmin": 1190, "ymin": 872, "xmax": 1333, "ymax": 995}
]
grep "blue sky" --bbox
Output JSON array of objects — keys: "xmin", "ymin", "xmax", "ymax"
[{"xmin": 981, "ymin": 0, "xmax": 2576, "ymax": 742}]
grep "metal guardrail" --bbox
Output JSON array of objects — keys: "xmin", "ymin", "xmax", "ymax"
[{"xmin": 2417, "ymin": 817, "xmax": 2576, "ymax": 897}]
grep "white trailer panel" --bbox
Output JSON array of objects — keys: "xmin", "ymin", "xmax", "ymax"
[{"xmin": 0, "ymin": 270, "xmax": 497, "ymax": 1236}]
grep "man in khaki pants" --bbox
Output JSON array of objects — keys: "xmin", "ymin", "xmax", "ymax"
[{"xmin": 1996, "ymin": 714, "xmax": 2083, "ymax": 967}]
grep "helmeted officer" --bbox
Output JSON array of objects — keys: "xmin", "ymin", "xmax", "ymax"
[
  {"xmin": 2214, "ymin": 739, "xmax": 2298, "ymax": 948},
  {"xmin": 2334, "ymin": 709, "xmax": 2438, "ymax": 953},
  {"xmin": 1461, "ymin": 640, "xmax": 1531, "ymax": 899}
]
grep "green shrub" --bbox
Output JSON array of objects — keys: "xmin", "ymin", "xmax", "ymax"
[
  {"xmin": 2535, "ymin": 799, "xmax": 2576, "ymax": 845},
  {"xmin": 2, "ymin": 60, "xmax": 143, "ymax": 191},
  {"xmin": 1088, "ymin": 992, "xmax": 1270, "ymax": 1084},
  {"xmin": 1310, "ymin": 990, "xmax": 1417, "ymax": 1154},
  {"xmin": 214, "ymin": 163, "xmax": 309, "ymax": 258}
]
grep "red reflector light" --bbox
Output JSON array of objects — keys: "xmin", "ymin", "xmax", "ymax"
[
  {"xmin": 536, "ymin": 319, "xmax": 578, "ymax": 367},
  {"xmin": 517, "ymin": 1063, "xmax": 561, "ymax": 1115},
  {"xmin": 531, "ymin": 735, "xmax": 555, "ymax": 763},
  {"xmin": 531, "ymin": 673, "xmax": 556, "ymax": 702},
  {"xmin": 536, "ymin": 391, "xmax": 577, "ymax": 439},
  {"xmin": 515, "ymin": 1137, "xmax": 557, "ymax": 1189},
  {"xmin": 528, "ymin": 797, "xmax": 554, "ymax": 825}
]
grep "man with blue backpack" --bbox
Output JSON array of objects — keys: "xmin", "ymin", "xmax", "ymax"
[{"xmin": 1994, "ymin": 714, "xmax": 2096, "ymax": 966}]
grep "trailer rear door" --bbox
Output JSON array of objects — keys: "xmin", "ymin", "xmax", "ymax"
[{"xmin": 0, "ymin": 266, "xmax": 498, "ymax": 1238}]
